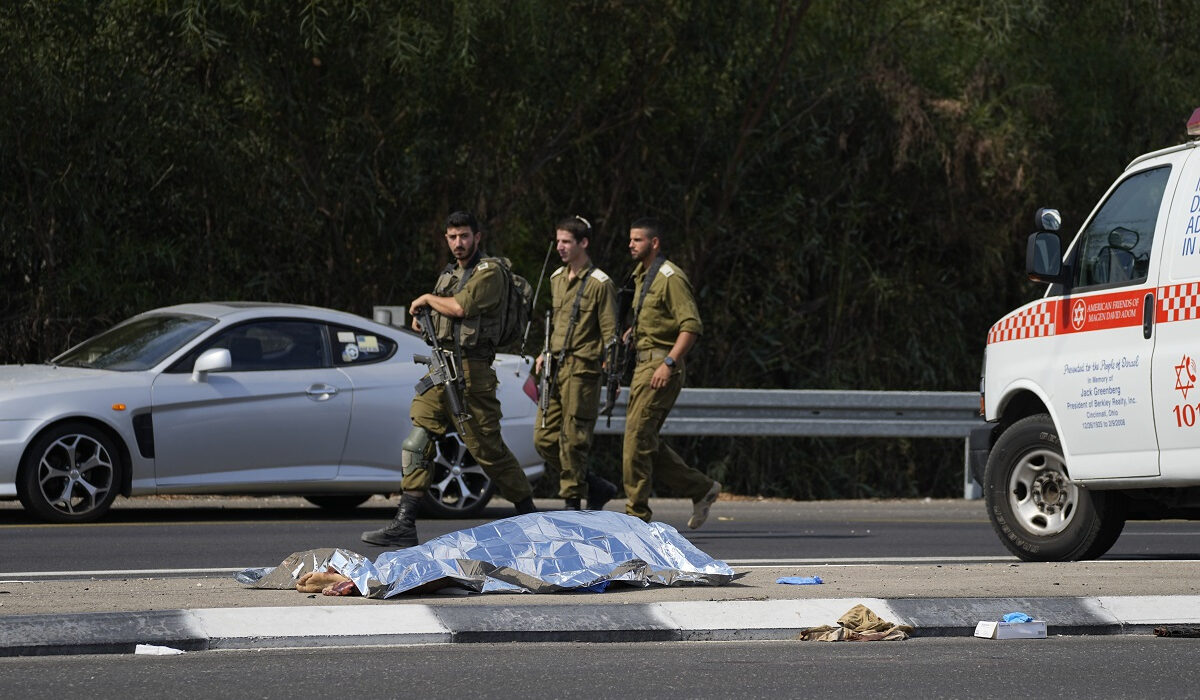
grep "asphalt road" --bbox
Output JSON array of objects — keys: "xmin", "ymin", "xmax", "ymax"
[
  {"xmin": 3, "ymin": 638, "xmax": 1199, "ymax": 699},
  {"xmin": 3, "ymin": 495, "xmax": 1199, "ymax": 575}
]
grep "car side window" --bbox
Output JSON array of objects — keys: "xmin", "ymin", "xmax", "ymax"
[
  {"xmin": 328, "ymin": 325, "xmax": 398, "ymax": 366},
  {"xmin": 172, "ymin": 320, "xmax": 331, "ymax": 372},
  {"xmin": 1073, "ymin": 165, "xmax": 1170, "ymax": 290}
]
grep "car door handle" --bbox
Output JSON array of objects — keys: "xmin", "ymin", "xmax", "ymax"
[
  {"xmin": 1143, "ymin": 292, "xmax": 1155, "ymax": 340},
  {"xmin": 306, "ymin": 384, "xmax": 339, "ymax": 401}
]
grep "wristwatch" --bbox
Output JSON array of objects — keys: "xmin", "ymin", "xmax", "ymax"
[{"xmin": 663, "ymin": 356, "xmax": 676, "ymax": 369}]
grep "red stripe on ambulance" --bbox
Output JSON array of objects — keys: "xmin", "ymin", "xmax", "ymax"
[
  {"xmin": 1060, "ymin": 288, "xmax": 1145, "ymax": 333},
  {"xmin": 987, "ymin": 301, "xmax": 1056, "ymax": 344},
  {"xmin": 988, "ymin": 288, "xmax": 1147, "ymax": 344},
  {"xmin": 1159, "ymin": 283, "xmax": 1200, "ymax": 323}
]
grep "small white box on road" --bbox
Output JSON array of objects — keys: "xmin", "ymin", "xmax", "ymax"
[{"xmin": 973, "ymin": 620, "xmax": 1047, "ymax": 639}]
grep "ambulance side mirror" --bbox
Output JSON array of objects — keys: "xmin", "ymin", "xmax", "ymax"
[{"xmin": 1026, "ymin": 232, "xmax": 1067, "ymax": 284}]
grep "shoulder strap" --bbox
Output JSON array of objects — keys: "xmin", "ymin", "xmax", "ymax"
[
  {"xmin": 452, "ymin": 253, "xmax": 485, "ymax": 294},
  {"xmin": 556, "ymin": 265, "xmax": 592, "ymax": 359},
  {"xmin": 633, "ymin": 254, "xmax": 667, "ymax": 330},
  {"xmin": 446, "ymin": 252, "xmax": 483, "ymax": 343}
]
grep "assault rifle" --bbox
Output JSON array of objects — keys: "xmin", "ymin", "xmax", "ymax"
[
  {"xmin": 538, "ymin": 310, "xmax": 553, "ymax": 427},
  {"xmin": 601, "ymin": 336, "xmax": 630, "ymax": 427},
  {"xmin": 413, "ymin": 307, "xmax": 470, "ymax": 425}
]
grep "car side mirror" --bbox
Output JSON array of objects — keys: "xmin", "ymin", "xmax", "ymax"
[
  {"xmin": 1026, "ymin": 232, "xmax": 1068, "ymax": 284},
  {"xmin": 192, "ymin": 347, "xmax": 231, "ymax": 382}
]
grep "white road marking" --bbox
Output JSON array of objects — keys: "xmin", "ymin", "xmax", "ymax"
[{"xmin": 0, "ymin": 567, "xmax": 245, "ymax": 580}]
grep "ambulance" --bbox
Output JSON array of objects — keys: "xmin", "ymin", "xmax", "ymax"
[{"xmin": 973, "ymin": 109, "xmax": 1200, "ymax": 561}]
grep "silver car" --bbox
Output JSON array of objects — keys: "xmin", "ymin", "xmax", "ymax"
[{"xmin": 0, "ymin": 302, "xmax": 544, "ymax": 522}]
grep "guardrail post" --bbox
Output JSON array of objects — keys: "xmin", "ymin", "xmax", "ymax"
[{"xmin": 963, "ymin": 436, "xmax": 982, "ymax": 500}]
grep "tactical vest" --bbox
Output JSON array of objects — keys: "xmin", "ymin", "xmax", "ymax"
[{"xmin": 431, "ymin": 256, "xmax": 504, "ymax": 352}]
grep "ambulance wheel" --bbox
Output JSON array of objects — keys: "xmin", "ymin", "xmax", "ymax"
[{"xmin": 984, "ymin": 413, "xmax": 1125, "ymax": 561}]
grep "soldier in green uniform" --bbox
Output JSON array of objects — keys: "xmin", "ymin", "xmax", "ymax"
[
  {"xmin": 362, "ymin": 211, "xmax": 536, "ymax": 547},
  {"xmin": 622, "ymin": 217, "xmax": 720, "ymax": 527},
  {"xmin": 533, "ymin": 215, "xmax": 621, "ymax": 510}
]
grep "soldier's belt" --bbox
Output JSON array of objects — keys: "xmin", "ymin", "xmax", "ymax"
[{"xmin": 636, "ymin": 348, "xmax": 672, "ymax": 364}]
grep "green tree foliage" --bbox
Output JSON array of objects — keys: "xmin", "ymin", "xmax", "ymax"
[{"xmin": 3, "ymin": 0, "xmax": 1197, "ymax": 497}]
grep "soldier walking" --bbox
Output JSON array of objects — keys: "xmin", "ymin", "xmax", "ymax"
[
  {"xmin": 621, "ymin": 217, "xmax": 720, "ymax": 527},
  {"xmin": 362, "ymin": 211, "xmax": 536, "ymax": 547},
  {"xmin": 533, "ymin": 215, "xmax": 621, "ymax": 510}
]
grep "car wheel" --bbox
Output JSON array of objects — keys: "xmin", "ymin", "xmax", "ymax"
[
  {"xmin": 18, "ymin": 422, "xmax": 121, "ymax": 523},
  {"xmin": 304, "ymin": 495, "xmax": 371, "ymax": 511},
  {"xmin": 422, "ymin": 433, "xmax": 495, "ymax": 518},
  {"xmin": 984, "ymin": 413, "xmax": 1124, "ymax": 561}
]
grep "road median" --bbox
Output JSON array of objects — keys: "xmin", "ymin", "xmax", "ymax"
[{"xmin": 4, "ymin": 564, "xmax": 1200, "ymax": 655}]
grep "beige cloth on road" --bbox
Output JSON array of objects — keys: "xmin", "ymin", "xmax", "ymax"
[{"xmin": 798, "ymin": 603, "xmax": 913, "ymax": 641}]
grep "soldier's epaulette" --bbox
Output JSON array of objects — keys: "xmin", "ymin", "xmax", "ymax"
[
  {"xmin": 661, "ymin": 262, "xmax": 676, "ymax": 277},
  {"xmin": 589, "ymin": 268, "xmax": 610, "ymax": 282},
  {"xmin": 477, "ymin": 260, "xmax": 492, "ymax": 271},
  {"xmin": 551, "ymin": 266, "xmax": 565, "ymax": 278}
]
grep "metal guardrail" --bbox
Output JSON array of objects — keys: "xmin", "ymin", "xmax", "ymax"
[
  {"xmin": 593, "ymin": 388, "xmax": 982, "ymax": 438},
  {"xmin": 593, "ymin": 389, "xmax": 985, "ymax": 498}
]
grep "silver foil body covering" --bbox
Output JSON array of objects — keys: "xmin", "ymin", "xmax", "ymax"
[{"xmin": 238, "ymin": 510, "xmax": 736, "ymax": 597}]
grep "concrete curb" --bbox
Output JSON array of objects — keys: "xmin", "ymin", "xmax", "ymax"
[{"xmin": 5, "ymin": 595, "xmax": 1200, "ymax": 656}]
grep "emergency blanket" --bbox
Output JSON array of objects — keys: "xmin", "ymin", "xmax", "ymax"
[
  {"xmin": 798, "ymin": 604, "xmax": 913, "ymax": 641},
  {"xmin": 236, "ymin": 510, "xmax": 737, "ymax": 597}
]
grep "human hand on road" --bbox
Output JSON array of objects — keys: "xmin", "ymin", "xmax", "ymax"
[{"xmin": 296, "ymin": 569, "xmax": 353, "ymax": 595}]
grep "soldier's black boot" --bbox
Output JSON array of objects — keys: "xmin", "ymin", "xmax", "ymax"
[
  {"xmin": 514, "ymin": 496, "xmax": 537, "ymax": 515},
  {"xmin": 586, "ymin": 473, "xmax": 619, "ymax": 511},
  {"xmin": 361, "ymin": 492, "xmax": 422, "ymax": 547},
  {"xmin": 564, "ymin": 498, "xmax": 582, "ymax": 511}
]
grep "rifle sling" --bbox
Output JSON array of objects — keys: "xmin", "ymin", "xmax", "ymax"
[
  {"xmin": 631, "ymin": 254, "xmax": 666, "ymax": 340},
  {"xmin": 554, "ymin": 265, "xmax": 592, "ymax": 364}
]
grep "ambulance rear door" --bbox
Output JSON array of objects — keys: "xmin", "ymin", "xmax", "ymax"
[{"xmin": 1051, "ymin": 160, "xmax": 1178, "ymax": 480}]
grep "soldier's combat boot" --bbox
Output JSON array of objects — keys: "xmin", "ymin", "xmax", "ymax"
[
  {"xmin": 564, "ymin": 498, "xmax": 582, "ymax": 511},
  {"xmin": 586, "ymin": 473, "xmax": 619, "ymax": 511},
  {"xmin": 514, "ymin": 496, "xmax": 537, "ymax": 515},
  {"xmin": 361, "ymin": 492, "xmax": 422, "ymax": 547}
]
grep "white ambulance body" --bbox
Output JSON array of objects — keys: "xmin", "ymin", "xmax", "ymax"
[{"xmin": 974, "ymin": 111, "xmax": 1200, "ymax": 561}]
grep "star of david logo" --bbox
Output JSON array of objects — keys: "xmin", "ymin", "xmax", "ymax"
[
  {"xmin": 1071, "ymin": 299, "xmax": 1087, "ymax": 331},
  {"xmin": 1176, "ymin": 355, "xmax": 1196, "ymax": 400}
]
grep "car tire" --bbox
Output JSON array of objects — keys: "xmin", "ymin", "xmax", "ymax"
[
  {"xmin": 304, "ymin": 495, "xmax": 371, "ymax": 511},
  {"xmin": 422, "ymin": 433, "xmax": 496, "ymax": 518},
  {"xmin": 984, "ymin": 413, "xmax": 1125, "ymax": 561},
  {"xmin": 18, "ymin": 422, "xmax": 122, "ymax": 523}
]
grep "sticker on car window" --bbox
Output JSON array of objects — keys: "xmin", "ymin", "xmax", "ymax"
[
  {"xmin": 341, "ymin": 344, "xmax": 360, "ymax": 362},
  {"xmin": 357, "ymin": 335, "xmax": 380, "ymax": 352},
  {"xmin": 337, "ymin": 331, "xmax": 355, "ymax": 343}
]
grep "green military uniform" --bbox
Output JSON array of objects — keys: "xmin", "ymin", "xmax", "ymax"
[
  {"xmin": 534, "ymin": 264, "xmax": 619, "ymax": 499},
  {"xmin": 403, "ymin": 254, "xmax": 533, "ymax": 504},
  {"xmin": 623, "ymin": 257, "xmax": 713, "ymax": 521}
]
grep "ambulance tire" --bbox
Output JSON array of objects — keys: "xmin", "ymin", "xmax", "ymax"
[{"xmin": 984, "ymin": 413, "xmax": 1125, "ymax": 562}]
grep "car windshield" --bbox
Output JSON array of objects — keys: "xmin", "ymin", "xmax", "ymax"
[{"xmin": 53, "ymin": 314, "xmax": 217, "ymax": 371}]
